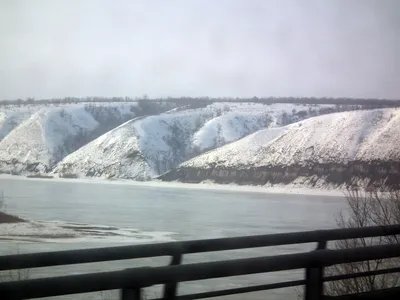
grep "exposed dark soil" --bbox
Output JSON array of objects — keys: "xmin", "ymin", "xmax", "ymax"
[
  {"xmin": 0, "ymin": 211, "xmax": 26, "ymax": 223},
  {"xmin": 26, "ymin": 174, "xmax": 54, "ymax": 179},
  {"xmin": 159, "ymin": 160, "xmax": 400, "ymax": 190}
]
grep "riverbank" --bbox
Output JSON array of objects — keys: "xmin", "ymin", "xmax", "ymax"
[{"xmin": 0, "ymin": 174, "xmax": 345, "ymax": 197}]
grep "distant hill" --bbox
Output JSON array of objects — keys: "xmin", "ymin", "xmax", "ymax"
[
  {"xmin": 1, "ymin": 96, "xmax": 400, "ymax": 108},
  {"xmin": 52, "ymin": 103, "xmax": 336, "ymax": 180},
  {"xmin": 0, "ymin": 102, "xmax": 174, "ymax": 174},
  {"xmin": 3, "ymin": 100, "xmax": 398, "ymax": 190},
  {"xmin": 160, "ymin": 108, "xmax": 400, "ymax": 189}
]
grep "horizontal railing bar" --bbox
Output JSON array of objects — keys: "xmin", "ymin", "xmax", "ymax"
[
  {"xmin": 150, "ymin": 266, "xmax": 400, "ymax": 300},
  {"xmin": 161, "ymin": 267, "xmax": 400, "ymax": 300},
  {"xmin": 325, "ymin": 266, "xmax": 400, "ymax": 282},
  {"xmin": 2, "ymin": 243, "xmax": 400, "ymax": 299},
  {"xmin": 170, "ymin": 280, "xmax": 306, "ymax": 300},
  {"xmin": 1, "ymin": 224, "xmax": 400, "ymax": 270}
]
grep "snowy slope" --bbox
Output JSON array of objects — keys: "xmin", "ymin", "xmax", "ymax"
[
  {"xmin": 53, "ymin": 103, "xmax": 336, "ymax": 180},
  {"xmin": 0, "ymin": 103, "xmax": 140, "ymax": 174},
  {"xmin": 191, "ymin": 103, "xmax": 289, "ymax": 153},
  {"xmin": 0, "ymin": 106, "xmax": 40, "ymax": 141},
  {"xmin": 0, "ymin": 103, "xmax": 138, "ymax": 141},
  {"xmin": 253, "ymin": 108, "xmax": 400, "ymax": 165},
  {"xmin": 52, "ymin": 117, "xmax": 155, "ymax": 179},
  {"xmin": 182, "ymin": 127, "xmax": 290, "ymax": 169},
  {"xmin": 179, "ymin": 108, "xmax": 400, "ymax": 170}
]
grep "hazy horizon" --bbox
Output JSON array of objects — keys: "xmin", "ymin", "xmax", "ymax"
[{"xmin": 1, "ymin": 0, "xmax": 399, "ymax": 100}]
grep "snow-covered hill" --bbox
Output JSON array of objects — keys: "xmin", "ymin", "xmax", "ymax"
[
  {"xmin": 160, "ymin": 108, "xmax": 400, "ymax": 188},
  {"xmin": 0, "ymin": 105, "xmax": 40, "ymax": 141},
  {"xmin": 0, "ymin": 102, "xmax": 172, "ymax": 174},
  {"xmin": 53, "ymin": 103, "xmax": 336, "ymax": 180}
]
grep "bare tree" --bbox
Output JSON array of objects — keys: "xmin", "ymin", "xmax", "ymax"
[{"xmin": 326, "ymin": 188, "xmax": 400, "ymax": 296}]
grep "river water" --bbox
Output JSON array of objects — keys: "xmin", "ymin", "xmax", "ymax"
[{"xmin": 0, "ymin": 177, "xmax": 346, "ymax": 300}]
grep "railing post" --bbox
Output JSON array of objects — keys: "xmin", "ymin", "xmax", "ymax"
[
  {"xmin": 304, "ymin": 241, "xmax": 327, "ymax": 300},
  {"xmin": 163, "ymin": 252, "xmax": 183, "ymax": 300},
  {"xmin": 120, "ymin": 267, "xmax": 151, "ymax": 300},
  {"xmin": 121, "ymin": 287, "xmax": 141, "ymax": 300}
]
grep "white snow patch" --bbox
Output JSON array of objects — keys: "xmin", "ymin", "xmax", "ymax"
[{"xmin": 0, "ymin": 220, "xmax": 176, "ymax": 243}]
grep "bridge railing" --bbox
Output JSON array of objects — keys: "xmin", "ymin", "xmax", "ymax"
[{"xmin": 1, "ymin": 224, "xmax": 400, "ymax": 300}]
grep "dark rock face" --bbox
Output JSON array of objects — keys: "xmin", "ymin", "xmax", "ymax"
[{"xmin": 159, "ymin": 160, "xmax": 400, "ymax": 189}]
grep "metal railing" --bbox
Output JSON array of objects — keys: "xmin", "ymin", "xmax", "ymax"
[{"xmin": 1, "ymin": 224, "xmax": 400, "ymax": 300}]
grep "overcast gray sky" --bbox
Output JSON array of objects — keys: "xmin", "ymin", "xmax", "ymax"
[{"xmin": 0, "ymin": 0, "xmax": 399, "ymax": 99}]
